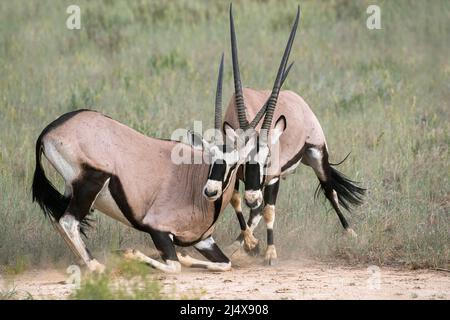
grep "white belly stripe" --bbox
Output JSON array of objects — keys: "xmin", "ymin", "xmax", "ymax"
[{"xmin": 92, "ymin": 178, "xmax": 132, "ymax": 227}]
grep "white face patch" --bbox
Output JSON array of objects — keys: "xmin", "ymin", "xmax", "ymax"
[
  {"xmin": 204, "ymin": 144, "xmax": 241, "ymax": 201},
  {"xmin": 209, "ymin": 145, "xmax": 240, "ymax": 181},
  {"xmin": 257, "ymin": 145, "xmax": 270, "ymax": 183},
  {"xmin": 203, "ymin": 180, "xmax": 222, "ymax": 201}
]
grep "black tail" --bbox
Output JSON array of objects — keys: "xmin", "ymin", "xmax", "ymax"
[
  {"xmin": 315, "ymin": 162, "xmax": 366, "ymax": 212},
  {"xmin": 32, "ymin": 134, "xmax": 69, "ymax": 222}
]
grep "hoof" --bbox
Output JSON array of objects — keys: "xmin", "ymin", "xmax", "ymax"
[
  {"xmin": 264, "ymin": 245, "xmax": 277, "ymax": 266},
  {"xmin": 265, "ymin": 257, "xmax": 278, "ymax": 266},
  {"xmin": 87, "ymin": 259, "xmax": 105, "ymax": 274},
  {"xmin": 122, "ymin": 248, "xmax": 137, "ymax": 259},
  {"xmin": 207, "ymin": 262, "xmax": 232, "ymax": 272},
  {"xmin": 346, "ymin": 228, "xmax": 358, "ymax": 238},
  {"xmin": 244, "ymin": 241, "xmax": 260, "ymax": 256},
  {"xmin": 242, "ymin": 228, "xmax": 259, "ymax": 254}
]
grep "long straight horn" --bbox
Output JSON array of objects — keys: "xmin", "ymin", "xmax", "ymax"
[
  {"xmin": 261, "ymin": 6, "xmax": 300, "ymax": 131},
  {"xmin": 214, "ymin": 53, "xmax": 224, "ymax": 136},
  {"xmin": 249, "ymin": 61, "xmax": 294, "ymax": 128},
  {"xmin": 230, "ymin": 3, "xmax": 249, "ymax": 129}
]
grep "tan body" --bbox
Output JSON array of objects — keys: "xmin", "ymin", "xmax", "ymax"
[
  {"xmin": 223, "ymin": 89, "xmax": 362, "ymax": 264},
  {"xmin": 34, "ymin": 110, "xmax": 237, "ymax": 273},
  {"xmin": 44, "ymin": 111, "xmax": 233, "ymax": 242}
]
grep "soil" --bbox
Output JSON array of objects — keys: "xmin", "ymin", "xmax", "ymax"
[{"xmin": 2, "ymin": 253, "xmax": 448, "ymax": 300}]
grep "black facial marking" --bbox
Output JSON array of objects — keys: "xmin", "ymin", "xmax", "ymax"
[
  {"xmin": 244, "ymin": 162, "xmax": 261, "ymax": 190},
  {"xmin": 209, "ymin": 161, "xmax": 227, "ymax": 181}
]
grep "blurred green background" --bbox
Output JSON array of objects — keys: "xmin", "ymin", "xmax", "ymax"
[{"xmin": 0, "ymin": 0, "xmax": 448, "ymax": 271}]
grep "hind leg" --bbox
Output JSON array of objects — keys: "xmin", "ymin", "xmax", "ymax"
[
  {"xmin": 58, "ymin": 213, "xmax": 105, "ymax": 272},
  {"xmin": 303, "ymin": 146, "xmax": 357, "ymax": 237},
  {"xmin": 56, "ymin": 170, "xmax": 110, "ymax": 272}
]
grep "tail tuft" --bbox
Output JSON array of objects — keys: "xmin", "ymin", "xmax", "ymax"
[
  {"xmin": 315, "ymin": 166, "xmax": 366, "ymax": 212},
  {"xmin": 32, "ymin": 136, "xmax": 69, "ymax": 222}
]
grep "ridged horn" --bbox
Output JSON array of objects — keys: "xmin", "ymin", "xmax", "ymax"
[
  {"xmin": 214, "ymin": 53, "xmax": 224, "ymax": 138},
  {"xmin": 261, "ymin": 6, "xmax": 300, "ymax": 131},
  {"xmin": 230, "ymin": 3, "xmax": 250, "ymax": 129},
  {"xmin": 249, "ymin": 61, "xmax": 294, "ymax": 128}
]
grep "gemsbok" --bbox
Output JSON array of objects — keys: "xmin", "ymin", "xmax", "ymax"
[
  {"xmin": 203, "ymin": 5, "xmax": 366, "ymax": 265},
  {"xmin": 31, "ymin": 51, "xmax": 261, "ymax": 273}
]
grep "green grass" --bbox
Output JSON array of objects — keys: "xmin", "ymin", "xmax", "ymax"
[
  {"xmin": 71, "ymin": 260, "xmax": 165, "ymax": 300},
  {"xmin": 0, "ymin": 0, "xmax": 448, "ymax": 273}
]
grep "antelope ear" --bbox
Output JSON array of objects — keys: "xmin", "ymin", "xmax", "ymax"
[
  {"xmin": 223, "ymin": 121, "xmax": 238, "ymax": 144},
  {"xmin": 187, "ymin": 130, "xmax": 209, "ymax": 151},
  {"xmin": 271, "ymin": 115, "xmax": 287, "ymax": 144}
]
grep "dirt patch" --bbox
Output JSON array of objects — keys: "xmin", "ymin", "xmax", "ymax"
[{"xmin": 1, "ymin": 256, "xmax": 448, "ymax": 300}]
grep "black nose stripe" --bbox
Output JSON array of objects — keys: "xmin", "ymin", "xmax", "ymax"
[
  {"xmin": 209, "ymin": 161, "xmax": 227, "ymax": 181},
  {"xmin": 244, "ymin": 163, "xmax": 261, "ymax": 190}
]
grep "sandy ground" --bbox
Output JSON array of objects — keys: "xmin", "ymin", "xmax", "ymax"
[{"xmin": 1, "ymin": 254, "xmax": 449, "ymax": 300}]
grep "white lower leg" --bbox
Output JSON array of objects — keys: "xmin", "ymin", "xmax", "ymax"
[
  {"xmin": 123, "ymin": 249, "xmax": 181, "ymax": 273},
  {"xmin": 176, "ymin": 252, "xmax": 231, "ymax": 272},
  {"xmin": 59, "ymin": 214, "xmax": 105, "ymax": 273}
]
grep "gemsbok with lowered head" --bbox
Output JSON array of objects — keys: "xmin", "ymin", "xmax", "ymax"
[
  {"xmin": 203, "ymin": 5, "xmax": 366, "ymax": 265},
  {"xmin": 31, "ymin": 52, "xmax": 260, "ymax": 273}
]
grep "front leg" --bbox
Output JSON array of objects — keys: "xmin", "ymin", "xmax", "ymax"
[
  {"xmin": 192, "ymin": 237, "xmax": 232, "ymax": 271},
  {"xmin": 124, "ymin": 229, "xmax": 181, "ymax": 273},
  {"xmin": 229, "ymin": 180, "xmax": 260, "ymax": 254},
  {"xmin": 263, "ymin": 178, "xmax": 280, "ymax": 265}
]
